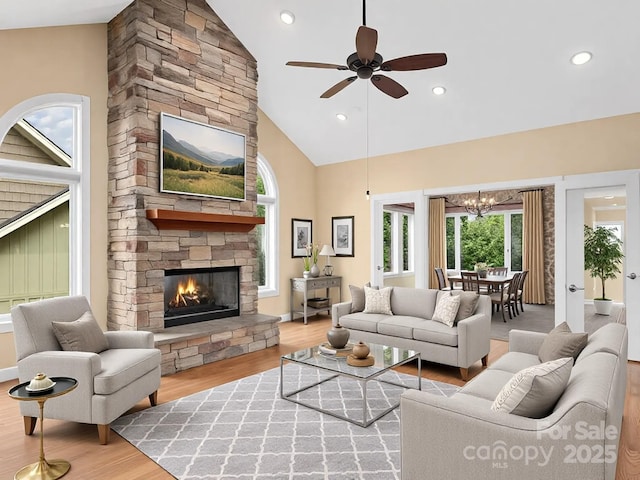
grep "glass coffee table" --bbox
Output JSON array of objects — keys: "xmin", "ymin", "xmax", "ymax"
[{"xmin": 280, "ymin": 342, "xmax": 421, "ymax": 427}]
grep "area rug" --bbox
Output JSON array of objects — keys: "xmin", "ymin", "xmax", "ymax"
[{"xmin": 112, "ymin": 364, "xmax": 458, "ymax": 480}]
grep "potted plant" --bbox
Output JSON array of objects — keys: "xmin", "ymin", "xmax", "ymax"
[
  {"xmin": 474, "ymin": 262, "xmax": 488, "ymax": 278},
  {"xmin": 584, "ymin": 225, "xmax": 624, "ymax": 315}
]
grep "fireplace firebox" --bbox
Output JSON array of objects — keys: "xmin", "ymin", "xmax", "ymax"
[{"xmin": 164, "ymin": 266, "xmax": 240, "ymax": 328}]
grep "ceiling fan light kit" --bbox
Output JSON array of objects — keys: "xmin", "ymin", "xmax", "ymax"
[{"xmin": 285, "ymin": 0, "xmax": 447, "ymax": 99}]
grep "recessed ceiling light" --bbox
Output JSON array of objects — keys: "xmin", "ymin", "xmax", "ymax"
[
  {"xmin": 571, "ymin": 51, "xmax": 592, "ymax": 65},
  {"xmin": 280, "ymin": 10, "xmax": 295, "ymax": 25},
  {"xmin": 432, "ymin": 86, "xmax": 446, "ymax": 96},
  {"xmin": 336, "ymin": 113, "xmax": 347, "ymax": 121},
  {"xmin": 604, "ymin": 195, "xmax": 614, "ymax": 199}
]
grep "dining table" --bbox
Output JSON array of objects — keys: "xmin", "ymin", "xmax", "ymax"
[{"xmin": 447, "ymin": 272, "xmax": 515, "ymax": 293}]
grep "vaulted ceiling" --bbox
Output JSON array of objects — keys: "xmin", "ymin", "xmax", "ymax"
[{"xmin": 2, "ymin": 0, "xmax": 639, "ymax": 166}]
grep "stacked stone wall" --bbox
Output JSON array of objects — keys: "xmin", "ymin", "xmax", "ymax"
[{"xmin": 107, "ymin": 0, "xmax": 259, "ymax": 334}]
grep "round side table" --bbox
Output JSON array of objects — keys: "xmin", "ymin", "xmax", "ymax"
[{"xmin": 8, "ymin": 377, "xmax": 78, "ymax": 480}]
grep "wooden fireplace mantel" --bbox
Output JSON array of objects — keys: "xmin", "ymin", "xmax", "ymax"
[{"xmin": 146, "ymin": 209, "xmax": 265, "ymax": 232}]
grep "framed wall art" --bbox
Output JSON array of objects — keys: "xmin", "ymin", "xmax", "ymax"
[
  {"xmin": 292, "ymin": 218, "xmax": 312, "ymax": 257},
  {"xmin": 332, "ymin": 216, "xmax": 354, "ymax": 257},
  {"xmin": 160, "ymin": 112, "xmax": 246, "ymax": 201}
]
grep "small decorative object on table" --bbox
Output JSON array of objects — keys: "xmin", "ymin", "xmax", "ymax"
[
  {"xmin": 306, "ymin": 297, "xmax": 329, "ymax": 308},
  {"xmin": 27, "ymin": 372, "xmax": 55, "ymax": 392},
  {"xmin": 303, "ymin": 243, "xmax": 320, "ymax": 278},
  {"xmin": 347, "ymin": 341, "xmax": 375, "ymax": 366},
  {"xmin": 327, "ymin": 322, "xmax": 350, "ymax": 349},
  {"xmin": 319, "ymin": 342, "xmax": 353, "ymax": 357},
  {"xmin": 474, "ymin": 262, "xmax": 488, "ymax": 278}
]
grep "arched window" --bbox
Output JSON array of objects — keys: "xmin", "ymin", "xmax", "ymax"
[
  {"xmin": 0, "ymin": 94, "xmax": 90, "ymax": 330},
  {"xmin": 256, "ymin": 154, "xmax": 279, "ymax": 297}
]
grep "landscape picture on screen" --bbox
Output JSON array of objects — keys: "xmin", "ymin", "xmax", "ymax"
[{"xmin": 160, "ymin": 113, "xmax": 246, "ymax": 200}]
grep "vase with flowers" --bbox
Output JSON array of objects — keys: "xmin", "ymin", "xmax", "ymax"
[
  {"xmin": 303, "ymin": 243, "xmax": 320, "ymax": 278},
  {"xmin": 474, "ymin": 262, "xmax": 488, "ymax": 278}
]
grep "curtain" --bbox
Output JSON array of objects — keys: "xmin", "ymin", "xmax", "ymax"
[
  {"xmin": 428, "ymin": 198, "xmax": 447, "ymax": 289},
  {"xmin": 523, "ymin": 189, "xmax": 546, "ymax": 304}
]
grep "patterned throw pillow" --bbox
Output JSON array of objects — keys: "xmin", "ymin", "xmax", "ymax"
[
  {"xmin": 491, "ymin": 357, "xmax": 573, "ymax": 418},
  {"xmin": 349, "ymin": 282, "xmax": 372, "ymax": 313},
  {"xmin": 432, "ymin": 294, "xmax": 461, "ymax": 327},
  {"xmin": 363, "ymin": 286, "xmax": 393, "ymax": 315}
]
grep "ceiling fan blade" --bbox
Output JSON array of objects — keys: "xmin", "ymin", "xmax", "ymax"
[
  {"xmin": 371, "ymin": 75, "xmax": 408, "ymax": 99},
  {"xmin": 381, "ymin": 53, "xmax": 448, "ymax": 71},
  {"xmin": 320, "ymin": 76, "xmax": 358, "ymax": 98},
  {"xmin": 356, "ymin": 26, "xmax": 378, "ymax": 64},
  {"xmin": 286, "ymin": 61, "xmax": 349, "ymax": 70}
]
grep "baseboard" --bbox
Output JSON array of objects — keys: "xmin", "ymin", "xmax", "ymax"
[
  {"xmin": 0, "ymin": 366, "xmax": 18, "ymax": 382},
  {"xmin": 279, "ymin": 313, "xmax": 291, "ymax": 322}
]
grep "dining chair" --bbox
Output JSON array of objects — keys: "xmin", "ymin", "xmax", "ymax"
[
  {"xmin": 486, "ymin": 267, "xmax": 508, "ymax": 292},
  {"xmin": 488, "ymin": 267, "xmax": 508, "ymax": 276},
  {"xmin": 515, "ymin": 270, "xmax": 529, "ymax": 314},
  {"xmin": 435, "ymin": 268, "xmax": 450, "ymax": 291},
  {"xmin": 489, "ymin": 272, "xmax": 521, "ymax": 322},
  {"xmin": 461, "ymin": 271, "xmax": 480, "ymax": 293}
]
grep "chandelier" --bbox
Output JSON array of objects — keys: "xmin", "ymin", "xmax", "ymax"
[{"xmin": 463, "ymin": 191, "xmax": 495, "ymax": 218}]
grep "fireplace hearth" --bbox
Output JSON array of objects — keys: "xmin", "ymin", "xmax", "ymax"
[{"xmin": 164, "ymin": 266, "xmax": 240, "ymax": 328}]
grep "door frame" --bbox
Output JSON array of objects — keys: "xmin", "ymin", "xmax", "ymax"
[
  {"xmin": 555, "ymin": 169, "xmax": 640, "ymax": 358},
  {"xmin": 370, "ymin": 190, "xmax": 427, "ymax": 288}
]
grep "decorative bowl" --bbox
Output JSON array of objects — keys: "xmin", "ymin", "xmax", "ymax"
[{"xmin": 27, "ymin": 373, "xmax": 55, "ymax": 392}]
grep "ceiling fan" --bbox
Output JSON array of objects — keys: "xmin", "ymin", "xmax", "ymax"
[{"xmin": 285, "ymin": 0, "xmax": 447, "ymax": 99}]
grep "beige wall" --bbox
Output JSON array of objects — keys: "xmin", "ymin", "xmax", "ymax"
[
  {"xmin": 0, "ymin": 25, "xmax": 108, "ymax": 370},
  {"xmin": 256, "ymin": 110, "xmax": 318, "ymax": 316},
  {"xmin": 316, "ymin": 113, "xmax": 640, "ymax": 303}
]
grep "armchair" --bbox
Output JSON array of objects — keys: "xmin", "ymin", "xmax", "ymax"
[{"xmin": 11, "ymin": 296, "xmax": 161, "ymax": 444}]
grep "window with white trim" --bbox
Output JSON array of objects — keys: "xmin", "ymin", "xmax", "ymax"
[
  {"xmin": 446, "ymin": 211, "xmax": 523, "ymax": 272},
  {"xmin": 0, "ymin": 95, "xmax": 90, "ymax": 328},
  {"xmin": 256, "ymin": 155, "xmax": 279, "ymax": 297},
  {"xmin": 383, "ymin": 206, "xmax": 414, "ymax": 276}
]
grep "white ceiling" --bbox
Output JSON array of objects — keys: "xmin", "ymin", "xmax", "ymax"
[{"xmin": 3, "ymin": 0, "xmax": 640, "ymax": 166}]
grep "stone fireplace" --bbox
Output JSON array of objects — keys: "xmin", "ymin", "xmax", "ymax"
[{"xmin": 106, "ymin": 0, "xmax": 279, "ymax": 375}]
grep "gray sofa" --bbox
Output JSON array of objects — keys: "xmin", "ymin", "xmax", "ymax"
[
  {"xmin": 400, "ymin": 323, "xmax": 628, "ymax": 480},
  {"xmin": 332, "ymin": 287, "xmax": 492, "ymax": 379}
]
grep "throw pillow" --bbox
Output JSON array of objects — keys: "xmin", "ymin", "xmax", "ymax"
[
  {"xmin": 51, "ymin": 311, "xmax": 109, "ymax": 353},
  {"xmin": 349, "ymin": 282, "xmax": 372, "ymax": 313},
  {"xmin": 491, "ymin": 357, "xmax": 573, "ymax": 418},
  {"xmin": 363, "ymin": 286, "xmax": 393, "ymax": 315},
  {"xmin": 538, "ymin": 321, "xmax": 588, "ymax": 363},
  {"xmin": 432, "ymin": 294, "xmax": 461, "ymax": 328},
  {"xmin": 453, "ymin": 291, "xmax": 480, "ymax": 323}
]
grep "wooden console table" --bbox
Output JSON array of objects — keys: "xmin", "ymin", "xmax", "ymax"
[{"xmin": 290, "ymin": 276, "xmax": 342, "ymax": 325}]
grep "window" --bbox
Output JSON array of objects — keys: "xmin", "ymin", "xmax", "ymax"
[
  {"xmin": 446, "ymin": 211, "xmax": 523, "ymax": 272},
  {"xmin": 256, "ymin": 155, "xmax": 278, "ymax": 297},
  {"xmin": 383, "ymin": 207, "xmax": 414, "ymax": 276},
  {"xmin": 0, "ymin": 94, "xmax": 90, "ymax": 329}
]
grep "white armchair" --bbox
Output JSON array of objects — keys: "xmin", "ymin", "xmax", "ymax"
[{"xmin": 11, "ymin": 296, "xmax": 161, "ymax": 444}]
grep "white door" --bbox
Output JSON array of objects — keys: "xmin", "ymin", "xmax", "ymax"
[
  {"xmin": 556, "ymin": 170, "xmax": 640, "ymax": 360},
  {"xmin": 370, "ymin": 191, "xmax": 427, "ymax": 288}
]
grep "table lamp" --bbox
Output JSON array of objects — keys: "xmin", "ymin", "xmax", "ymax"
[{"xmin": 319, "ymin": 244, "xmax": 335, "ymax": 276}]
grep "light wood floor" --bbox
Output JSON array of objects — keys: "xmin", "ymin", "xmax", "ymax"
[{"xmin": 0, "ymin": 315, "xmax": 638, "ymax": 479}]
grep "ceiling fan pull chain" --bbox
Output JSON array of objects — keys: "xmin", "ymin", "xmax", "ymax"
[{"xmin": 362, "ymin": 0, "xmax": 367, "ymax": 26}]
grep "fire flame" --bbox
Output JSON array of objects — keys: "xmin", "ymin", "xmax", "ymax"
[{"xmin": 174, "ymin": 277, "xmax": 197, "ymax": 306}]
